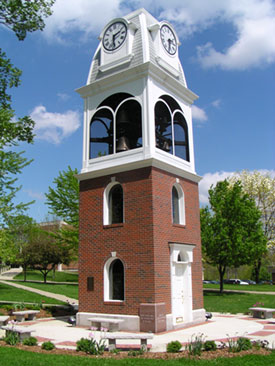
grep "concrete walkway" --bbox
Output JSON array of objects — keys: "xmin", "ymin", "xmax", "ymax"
[
  {"xmin": 0, "ymin": 313, "xmax": 274, "ymax": 352},
  {"xmin": 0, "ymin": 268, "xmax": 78, "ymax": 305}
]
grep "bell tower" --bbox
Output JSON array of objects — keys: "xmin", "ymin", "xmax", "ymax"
[{"xmin": 76, "ymin": 8, "xmax": 205, "ymax": 332}]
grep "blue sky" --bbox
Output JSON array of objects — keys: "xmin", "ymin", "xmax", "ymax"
[{"xmin": 2, "ymin": 0, "xmax": 275, "ymax": 221}]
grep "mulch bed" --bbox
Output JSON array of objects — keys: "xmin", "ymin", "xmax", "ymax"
[
  {"xmin": 0, "ymin": 307, "xmax": 52, "ymax": 320},
  {"xmin": 0, "ymin": 341, "xmax": 271, "ymax": 360}
]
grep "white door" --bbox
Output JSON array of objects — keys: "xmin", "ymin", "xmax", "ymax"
[
  {"xmin": 172, "ymin": 263, "xmax": 186, "ymax": 323},
  {"xmin": 170, "ymin": 243, "xmax": 194, "ymax": 325}
]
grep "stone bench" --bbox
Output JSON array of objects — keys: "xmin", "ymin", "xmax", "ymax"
[
  {"xmin": 249, "ymin": 307, "xmax": 275, "ymax": 319},
  {"xmin": 0, "ymin": 316, "xmax": 10, "ymax": 326},
  {"xmin": 104, "ymin": 332, "xmax": 153, "ymax": 351},
  {"xmin": 13, "ymin": 310, "xmax": 40, "ymax": 322},
  {"xmin": 88, "ymin": 317, "xmax": 124, "ymax": 331},
  {"xmin": 2, "ymin": 325, "xmax": 35, "ymax": 341}
]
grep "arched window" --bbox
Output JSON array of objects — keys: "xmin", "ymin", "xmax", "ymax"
[
  {"xmin": 90, "ymin": 93, "xmax": 142, "ymax": 158},
  {"xmin": 155, "ymin": 95, "xmax": 189, "ymax": 161},
  {"xmin": 172, "ymin": 186, "xmax": 180, "ymax": 224},
  {"xmin": 104, "ymin": 257, "xmax": 125, "ymax": 301},
  {"xmin": 104, "ymin": 182, "xmax": 124, "ymax": 225},
  {"xmin": 172, "ymin": 183, "xmax": 185, "ymax": 225},
  {"xmin": 109, "ymin": 259, "xmax": 124, "ymax": 300},
  {"xmin": 109, "ymin": 184, "xmax": 123, "ymax": 224}
]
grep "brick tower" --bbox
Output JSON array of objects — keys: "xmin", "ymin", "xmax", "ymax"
[{"xmin": 76, "ymin": 8, "xmax": 205, "ymax": 332}]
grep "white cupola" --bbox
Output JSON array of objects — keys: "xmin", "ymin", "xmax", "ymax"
[{"xmin": 76, "ymin": 8, "xmax": 199, "ymax": 183}]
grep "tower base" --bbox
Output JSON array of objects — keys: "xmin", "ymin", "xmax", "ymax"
[{"xmin": 76, "ymin": 308, "xmax": 206, "ymax": 333}]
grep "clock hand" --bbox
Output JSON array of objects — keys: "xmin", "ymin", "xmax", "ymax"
[
  {"xmin": 168, "ymin": 39, "xmax": 172, "ymax": 52},
  {"xmin": 112, "ymin": 29, "xmax": 122, "ymax": 46}
]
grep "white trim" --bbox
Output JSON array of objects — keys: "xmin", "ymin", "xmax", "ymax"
[
  {"xmin": 98, "ymin": 54, "xmax": 134, "ymax": 73},
  {"xmin": 172, "ymin": 183, "xmax": 186, "ymax": 225},
  {"xmin": 76, "ymin": 157, "xmax": 201, "ymax": 184},
  {"xmin": 104, "ymin": 256, "xmax": 125, "ymax": 302},
  {"xmin": 155, "ymin": 57, "xmax": 180, "ymax": 78},
  {"xmin": 170, "ymin": 243, "xmax": 195, "ymax": 325},
  {"xmin": 103, "ymin": 181, "xmax": 123, "ymax": 225},
  {"xmin": 76, "ymin": 62, "xmax": 198, "ymax": 105}
]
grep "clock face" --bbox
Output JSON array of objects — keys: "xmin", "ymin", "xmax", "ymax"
[
  {"xmin": 160, "ymin": 24, "xmax": 177, "ymax": 55},
  {"xmin": 103, "ymin": 21, "xmax": 127, "ymax": 51}
]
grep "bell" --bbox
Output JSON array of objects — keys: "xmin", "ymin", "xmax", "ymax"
[
  {"xmin": 162, "ymin": 140, "xmax": 170, "ymax": 152},
  {"xmin": 116, "ymin": 135, "xmax": 130, "ymax": 152}
]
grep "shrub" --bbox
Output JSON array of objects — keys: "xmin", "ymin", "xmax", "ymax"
[
  {"xmin": 14, "ymin": 302, "xmax": 25, "ymax": 311},
  {"xmin": 166, "ymin": 340, "xmax": 182, "ymax": 353},
  {"xmin": 204, "ymin": 340, "xmax": 217, "ymax": 351},
  {"xmin": 109, "ymin": 348, "xmax": 120, "ymax": 354},
  {"xmin": 4, "ymin": 332, "xmax": 20, "ymax": 346},
  {"xmin": 128, "ymin": 349, "xmax": 144, "ymax": 356},
  {"xmin": 186, "ymin": 333, "xmax": 205, "ymax": 356},
  {"xmin": 76, "ymin": 337, "xmax": 105, "ymax": 355},
  {"xmin": 237, "ymin": 337, "xmax": 252, "ymax": 351},
  {"xmin": 41, "ymin": 341, "xmax": 55, "ymax": 351},
  {"xmin": 76, "ymin": 338, "xmax": 91, "ymax": 353},
  {"xmin": 23, "ymin": 336, "xmax": 38, "ymax": 346},
  {"xmin": 228, "ymin": 336, "xmax": 252, "ymax": 352}
]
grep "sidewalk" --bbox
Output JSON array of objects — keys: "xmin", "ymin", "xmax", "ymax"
[
  {"xmin": 0, "ymin": 268, "xmax": 78, "ymax": 305},
  {"xmin": 0, "ymin": 313, "xmax": 274, "ymax": 352}
]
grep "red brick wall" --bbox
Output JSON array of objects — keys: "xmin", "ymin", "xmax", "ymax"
[{"xmin": 78, "ymin": 166, "xmax": 203, "ymax": 315}]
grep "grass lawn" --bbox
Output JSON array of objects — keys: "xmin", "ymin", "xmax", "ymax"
[
  {"xmin": 204, "ymin": 284, "xmax": 275, "ymax": 292},
  {"xmin": 0, "ymin": 348, "xmax": 274, "ymax": 366},
  {"xmin": 0, "ymin": 282, "xmax": 65, "ymax": 305},
  {"xmin": 204, "ymin": 291, "xmax": 275, "ymax": 314},
  {"xmin": 15, "ymin": 270, "xmax": 78, "ymax": 283},
  {"xmin": 13, "ymin": 281, "xmax": 78, "ymax": 300}
]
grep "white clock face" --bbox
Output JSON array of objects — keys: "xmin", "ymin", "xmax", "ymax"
[
  {"xmin": 103, "ymin": 21, "xmax": 127, "ymax": 51},
  {"xmin": 160, "ymin": 24, "xmax": 177, "ymax": 55}
]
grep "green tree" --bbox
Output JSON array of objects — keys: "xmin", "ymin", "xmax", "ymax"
[
  {"xmin": 229, "ymin": 171, "xmax": 275, "ymax": 283},
  {"xmin": 200, "ymin": 180, "xmax": 266, "ymax": 293},
  {"xmin": 0, "ymin": 0, "xmax": 55, "ymax": 41},
  {"xmin": 0, "ymin": 0, "xmax": 55, "ymax": 226},
  {"xmin": 6, "ymin": 215, "xmax": 37, "ymax": 280},
  {"xmin": 0, "ymin": 53, "xmax": 35, "ymax": 225},
  {"xmin": 45, "ymin": 166, "xmax": 79, "ymax": 253},
  {"xmin": 27, "ymin": 228, "xmax": 70, "ymax": 283}
]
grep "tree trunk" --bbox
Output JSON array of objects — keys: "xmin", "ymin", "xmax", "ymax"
[
  {"xmin": 23, "ymin": 265, "xmax": 27, "ymax": 282},
  {"xmin": 254, "ymin": 258, "xmax": 262, "ymax": 284},
  {"xmin": 41, "ymin": 271, "xmax": 47, "ymax": 284},
  {"xmin": 218, "ymin": 265, "xmax": 226, "ymax": 293}
]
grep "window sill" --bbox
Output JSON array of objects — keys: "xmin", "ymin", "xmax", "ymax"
[
  {"xmin": 172, "ymin": 223, "xmax": 186, "ymax": 228},
  {"xmin": 103, "ymin": 223, "xmax": 124, "ymax": 229},
  {"xmin": 104, "ymin": 301, "xmax": 125, "ymax": 306}
]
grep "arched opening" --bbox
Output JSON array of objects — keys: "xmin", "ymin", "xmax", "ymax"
[
  {"xmin": 155, "ymin": 95, "xmax": 190, "ymax": 161},
  {"xmin": 109, "ymin": 184, "xmax": 123, "ymax": 224},
  {"xmin": 109, "ymin": 259, "xmax": 124, "ymax": 300},
  {"xmin": 172, "ymin": 186, "xmax": 180, "ymax": 224},
  {"xmin": 172, "ymin": 184, "xmax": 185, "ymax": 225},
  {"xmin": 155, "ymin": 100, "xmax": 172, "ymax": 154},
  {"xmin": 89, "ymin": 93, "xmax": 142, "ymax": 158},
  {"xmin": 116, "ymin": 99, "xmax": 142, "ymax": 153},
  {"xmin": 173, "ymin": 112, "xmax": 189, "ymax": 161},
  {"xmin": 90, "ymin": 108, "xmax": 113, "ymax": 159}
]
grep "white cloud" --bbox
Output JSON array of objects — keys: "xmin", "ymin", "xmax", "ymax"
[
  {"xmin": 211, "ymin": 99, "xmax": 221, "ymax": 108},
  {"xmin": 24, "ymin": 189, "xmax": 45, "ymax": 201},
  {"xmin": 44, "ymin": 0, "xmax": 122, "ymax": 42},
  {"xmin": 31, "ymin": 105, "xmax": 81, "ymax": 144},
  {"xmin": 43, "ymin": 0, "xmax": 275, "ymax": 69},
  {"xmin": 199, "ymin": 171, "xmax": 234, "ymax": 205},
  {"xmin": 192, "ymin": 105, "xmax": 208, "ymax": 124},
  {"xmin": 199, "ymin": 169, "xmax": 275, "ymax": 205},
  {"xmin": 138, "ymin": 0, "xmax": 275, "ymax": 70},
  {"xmin": 57, "ymin": 93, "xmax": 70, "ymax": 102}
]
